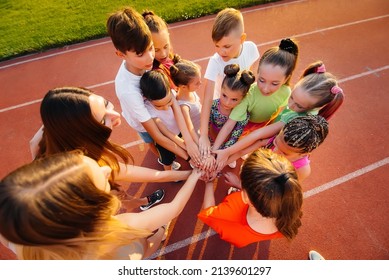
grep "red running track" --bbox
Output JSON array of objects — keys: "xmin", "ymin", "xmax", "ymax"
[{"xmin": 0, "ymin": 0, "xmax": 388, "ymax": 260}]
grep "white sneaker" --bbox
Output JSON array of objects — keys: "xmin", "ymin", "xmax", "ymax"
[
  {"xmin": 309, "ymin": 250, "xmax": 325, "ymax": 260},
  {"xmin": 157, "ymin": 158, "xmax": 181, "ymax": 170},
  {"xmin": 172, "ymin": 161, "xmax": 181, "ymax": 171},
  {"xmin": 228, "ymin": 161, "xmax": 236, "ymax": 168}
]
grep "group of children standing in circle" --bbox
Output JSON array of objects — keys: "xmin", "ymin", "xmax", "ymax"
[{"xmin": 0, "ymin": 6, "xmax": 344, "ymax": 259}]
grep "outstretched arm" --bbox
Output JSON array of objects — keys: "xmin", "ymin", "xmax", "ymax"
[
  {"xmin": 199, "ymin": 79, "xmax": 214, "ymax": 158},
  {"xmin": 171, "ymin": 98, "xmax": 200, "ymax": 164},
  {"xmin": 211, "ymin": 118, "xmax": 237, "ymax": 151},
  {"xmin": 202, "ymin": 181, "xmax": 216, "ymax": 209},
  {"xmin": 180, "ymin": 104, "xmax": 199, "ymax": 145},
  {"xmin": 142, "ymin": 118, "xmax": 189, "ymax": 160},
  {"xmin": 116, "ymin": 169, "xmax": 202, "ymax": 232},
  {"xmin": 116, "ymin": 162, "xmax": 191, "ymax": 183}
]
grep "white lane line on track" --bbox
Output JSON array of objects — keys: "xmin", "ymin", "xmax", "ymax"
[
  {"xmin": 1, "ymin": 61, "xmax": 388, "ymax": 114},
  {"xmin": 0, "ymin": 0, "xmax": 306, "ymax": 70},
  {"xmin": 148, "ymin": 157, "xmax": 389, "ymax": 259},
  {"xmin": 1, "ymin": 14, "xmax": 388, "ymax": 113}
]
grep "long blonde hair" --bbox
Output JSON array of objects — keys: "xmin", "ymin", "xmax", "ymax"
[{"xmin": 0, "ymin": 151, "xmax": 150, "ymax": 259}]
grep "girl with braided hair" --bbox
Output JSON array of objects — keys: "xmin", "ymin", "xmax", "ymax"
[
  {"xmin": 212, "ymin": 38, "xmax": 300, "ymax": 170},
  {"xmin": 214, "ymin": 60, "xmax": 343, "ymax": 170},
  {"xmin": 224, "ymin": 115, "xmax": 329, "ymax": 183},
  {"xmin": 199, "ymin": 148, "xmax": 303, "ymax": 248}
]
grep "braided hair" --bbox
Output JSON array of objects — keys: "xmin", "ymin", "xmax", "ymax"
[{"xmin": 282, "ymin": 115, "xmax": 329, "ymax": 153}]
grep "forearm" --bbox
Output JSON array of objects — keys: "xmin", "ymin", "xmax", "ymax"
[
  {"xmin": 212, "ymin": 119, "xmax": 236, "ymax": 151},
  {"xmin": 116, "ymin": 163, "xmax": 191, "ymax": 182},
  {"xmin": 202, "ymin": 181, "xmax": 216, "ymax": 209}
]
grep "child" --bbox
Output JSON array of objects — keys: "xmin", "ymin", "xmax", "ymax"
[
  {"xmin": 170, "ymin": 59, "xmax": 203, "ymax": 144},
  {"xmin": 142, "ymin": 10, "xmax": 180, "ymax": 90},
  {"xmin": 140, "ymin": 70, "xmax": 189, "ymax": 170},
  {"xmin": 0, "ymin": 151, "xmax": 202, "ymax": 259},
  {"xmin": 214, "ymin": 61, "xmax": 344, "ymax": 170},
  {"xmin": 198, "ymin": 148, "xmax": 303, "ymax": 248},
  {"xmin": 226, "ymin": 115, "xmax": 329, "ymax": 185},
  {"xmin": 205, "ymin": 64, "xmax": 255, "ymax": 170},
  {"xmin": 212, "ymin": 38, "xmax": 299, "ymax": 151},
  {"xmin": 199, "ymin": 7, "xmax": 260, "ymax": 158},
  {"xmin": 106, "ymin": 8, "xmax": 200, "ymax": 166}
]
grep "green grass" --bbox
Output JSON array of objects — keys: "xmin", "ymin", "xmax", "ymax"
[{"xmin": 0, "ymin": 0, "xmax": 277, "ymax": 62}]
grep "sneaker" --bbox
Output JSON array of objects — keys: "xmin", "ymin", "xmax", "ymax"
[
  {"xmin": 140, "ymin": 189, "xmax": 165, "ymax": 211},
  {"xmin": 157, "ymin": 158, "xmax": 181, "ymax": 171},
  {"xmin": 228, "ymin": 161, "xmax": 236, "ymax": 168},
  {"xmin": 172, "ymin": 161, "xmax": 181, "ymax": 171},
  {"xmin": 227, "ymin": 187, "xmax": 240, "ymax": 195},
  {"xmin": 309, "ymin": 250, "xmax": 325, "ymax": 260}
]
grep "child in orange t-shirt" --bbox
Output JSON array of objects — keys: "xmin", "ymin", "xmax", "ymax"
[{"xmin": 198, "ymin": 149, "xmax": 303, "ymax": 248}]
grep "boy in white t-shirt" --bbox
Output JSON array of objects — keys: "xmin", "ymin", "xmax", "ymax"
[
  {"xmin": 199, "ymin": 8, "xmax": 260, "ymax": 158},
  {"xmin": 106, "ymin": 8, "xmax": 200, "ymax": 168}
]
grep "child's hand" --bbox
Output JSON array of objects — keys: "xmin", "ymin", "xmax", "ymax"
[
  {"xmin": 212, "ymin": 149, "xmax": 229, "ymax": 172},
  {"xmin": 201, "ymin": 155, "xmax": 216, "ymax": 172},
  {"xmin": 199, "ymin": 135, "xmax": 211, "ymax": 159},
  {"xmin": 186, "ymin": 141, "xmax": 201, "ymax": 166},
  {"xmin": 224, "ymin": 172, "xmax": 242, "ymax": 189}
]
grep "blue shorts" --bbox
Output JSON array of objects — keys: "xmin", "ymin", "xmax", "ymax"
[{"xmin": 138, "ymin": 131, "xmax": 154, "ymax": 144}]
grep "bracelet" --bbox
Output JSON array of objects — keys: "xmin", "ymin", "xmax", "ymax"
[{"xmin": 186, "ymin": 156, "xmax": 191, "ymax": 162}]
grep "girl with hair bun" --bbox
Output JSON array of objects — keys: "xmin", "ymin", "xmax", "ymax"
[
  {"xmin": 214, "ymin": 60, "xmax": 344, "ymax": 171},
  {"xmin": 212, "ymin": 38, "xmax": 300, "ymax": 161},
  {"xmin": 170, "ymin": 59, "xmax": 203, "ymax": 145}
]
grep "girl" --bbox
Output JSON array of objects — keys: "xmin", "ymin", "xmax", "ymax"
[
  {"xmin": 204, "ymin": 63, "xmax": 255, "ymax": 170},
  {"xmin": 0, "ymin": 151, "xmax": 202, "ymax": 259},
  {"xmin": 214, "ymin": 61, "xmax": 344, "ymax": 170},
  {"xmin": 226, "ymin": 115, "xmax": 329, "ymax": 186},
  {"xmin": 140, "ymin": 70, "xmax": 191, "ymax": 171},
  {"xmin": 142, "ymin": 10, "xmax": 180, "ymax": 90},
  {"xmin": 198, "ymin": 148, "xmax": 303, "ymax": 248},
  {"xmin": 31, "ymin": 87, "xmax": 193, "ymax": 211},
  {"xmin": 212, "ymin": 38, "xmax": 299, "ymax": 152},
  {"xmin": 170, "ymin": 59, "xmax": 203, "ymax": 145}
]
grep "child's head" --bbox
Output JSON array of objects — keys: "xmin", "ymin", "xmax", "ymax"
[
  {"xmin": 0, "ymin": 151, "xmax": 149, "ymax": 259},
  {"xmin": 107, "ymin": 7, "xmax": 152, "ymax": 55},
  {"xmin": 240, "ymin": 149, "xmax": 303, "ymax": 240},
  {"xmin": 142, "ymin": 10, "xmax": 172, "ymax": 64},
  {"xmin": 220, "ymin": 64, "xmax": 255, "ymax": 110},
  {"xmin": 140, "ymin": 70, "xmax": 173, "ymax": 110},
  {"xmin": 289, "ymin": 61, "xmax": 345, "ymax": 120},
  {"xmin": 257, "ymin": 38, "xmax": 299, "ymax": 95},
  {"xmin": 273, "ymin": 115, "xmax": 329, "ymax": 158},
  {"xmin": 212, "ymin": 8, "xmax": 246, "ymax": 61},
  {"xmin": 170, "ymin": 59, "xmax": 202, "ymax": 92}
]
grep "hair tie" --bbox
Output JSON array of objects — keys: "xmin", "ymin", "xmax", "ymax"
[
  {"xmin": 331, "ymin": 85, "xmax": 342, "ymax": 95},
  {"xmin": 316, "ymin": 64, "xmax": 326, "ymax": 74},
  {"xmin": 274, "ymin": 173, "xmax": 290, "ymax": 185}
]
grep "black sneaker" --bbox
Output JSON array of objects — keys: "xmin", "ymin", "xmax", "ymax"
[{"xmin": 140, "ymin": 189, "xmax": 165, "ymax": 211}]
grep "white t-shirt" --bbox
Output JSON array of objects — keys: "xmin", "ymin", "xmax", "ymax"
[
  {"xmin": 115, "ymin": 61, "xmax": 150, "ymax": 132},
  {"xmin": 145, "ymin": 100, "xmax": 181, "ymax": 136},
  {"xmin": 204, "ymin": 41, "xmax": 260, "ymax": 99}
]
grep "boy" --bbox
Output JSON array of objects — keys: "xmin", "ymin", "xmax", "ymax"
[
  {"xmin": 106, "ymin": 8, "xmax": 199, "ymax": 169},
  {"xmin": 199, "ymin": 8, "xmax": 260, "ymax": 157}
]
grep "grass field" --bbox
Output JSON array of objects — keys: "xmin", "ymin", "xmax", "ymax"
[{"xmin": 0, "ymin": 0, "xmax": 276, "ymax": 61}]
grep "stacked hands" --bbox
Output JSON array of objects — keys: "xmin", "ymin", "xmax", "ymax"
[{"xmin": 189, "ymin": 138, "xmax": 237, "ymax": 186}]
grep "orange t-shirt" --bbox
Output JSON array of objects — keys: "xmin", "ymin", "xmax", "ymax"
[{"xmin": 198, "ymin": 192, "xmax": 283, "ymax": 248}]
